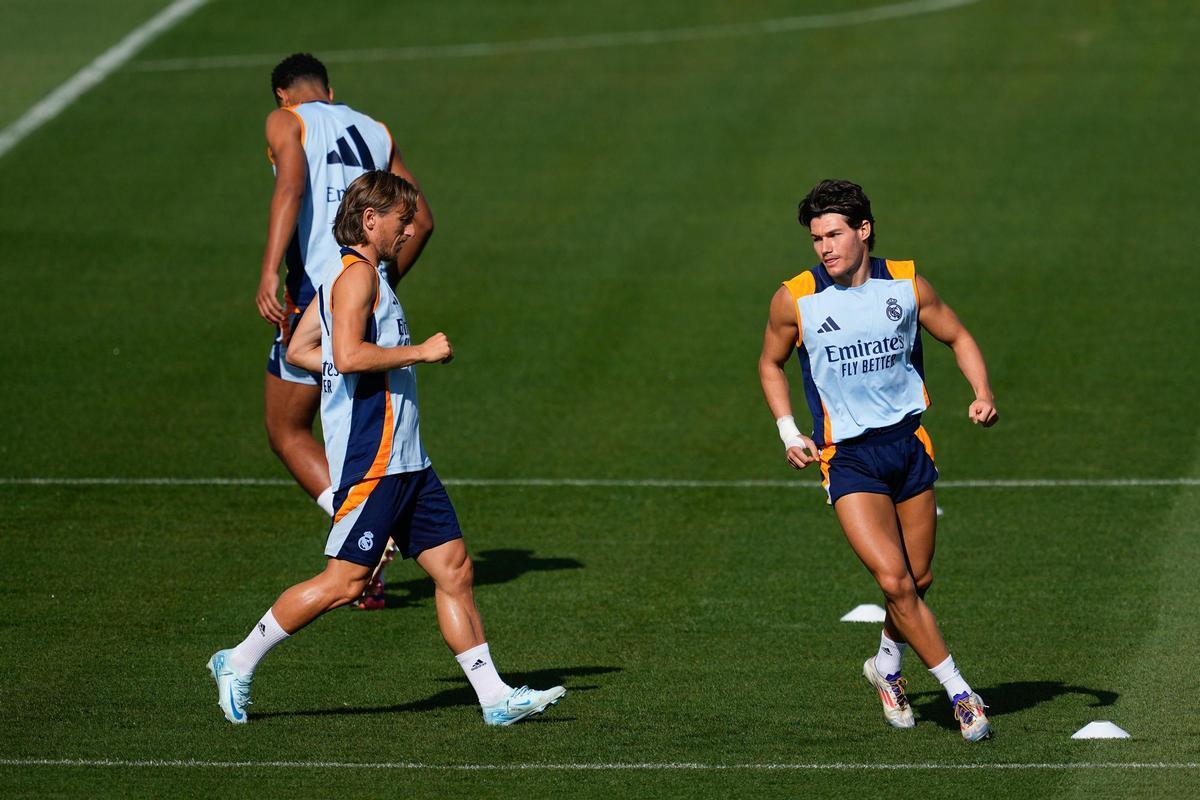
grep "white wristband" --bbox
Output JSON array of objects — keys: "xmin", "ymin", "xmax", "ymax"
[{"xmin": 775, "ymin": 415, "xmax": 808, "ymax": 451}]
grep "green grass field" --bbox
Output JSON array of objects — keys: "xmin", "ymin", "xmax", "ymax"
[{"xmin": 2, "ymin": 0, "xmax": 1199, "ymax": 797}]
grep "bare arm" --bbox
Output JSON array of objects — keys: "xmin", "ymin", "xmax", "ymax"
[
  {"xmin": 330, "ymin": 262, "xmax": 453, "ymax": 373},
  {"xmin": 284, "ymin": 301, "xmax": 323, "ymax": 374},
  {"xmin": 916, "ymin": 275, "xmax": 998, "ymax": 427},
  {"xmin": 758, "ymin": 286, "xmax": 820, "ymax": 468},
  {"xmin": 257, "ymin": 109, "xmax": 307, "ymax": 325},
  {"xmin": 382, "ymin": 147, "xmax": 434, "ymax": 287}
]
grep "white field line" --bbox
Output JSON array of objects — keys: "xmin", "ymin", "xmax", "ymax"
[
  {"xmin": 0, "ymin": 758, "xmax": 1196, "ymax": 771},
  {"xmin": 0, "ymin": 477, "xmax": 1198, "ymax": 489},
  {"xmin": 130, "ymin": 0, "xmax": 982, "ymax": 72},
  {"xmin": 0, "ymin": 0, "xmax": 208, "ymax": 161}
]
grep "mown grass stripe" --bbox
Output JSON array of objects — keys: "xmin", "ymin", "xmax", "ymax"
[
  {"xmin": 129, "ymin": 0, "xmax": 982, "ymax": 72},
  {"xmin": 0, "ymin": 0, "xmax": 208, "ymax": 160},
  {"xmin": 1, "ymin": 758, "xmax": 1196, "ymax": 771},
  {"xmin": 0, "ymin": 477, "xmax": 1197, "ymax": 488}
]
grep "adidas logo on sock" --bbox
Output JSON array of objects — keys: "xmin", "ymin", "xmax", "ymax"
[
  {"xmin": 817, "ymin": 316, "xmax": 841, "ymax": 333},
  {"xmin": 257, "ymin": 623, "xmax": 267, "ymax": 636},
  {"xmin": 470, "ymin": 659, "xmax": 487, "ymax": 671}
]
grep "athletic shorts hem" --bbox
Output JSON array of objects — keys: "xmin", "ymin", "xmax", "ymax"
[
  {"xmin": 893, "ymin": 479, "xmax": 937, "ymax": 505},
  {"xmin": 266, "ymin": 340, "xmax": 319, "ymax": 386}
]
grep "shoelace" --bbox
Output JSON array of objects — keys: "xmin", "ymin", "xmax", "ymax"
[
  {"xmin": 954, "ymin": 695, "xmax": 986, "ymax": 725},
  {"xmin": 232, "ymin": 676, "xmax": 254, "ymax": 709},
  {"xmin": 509, "ymin": 686, "xmax": 532, "ymax": 703},
  {"xmin": 887, "ymin": 676, "xmax": 910, "ymax": 709}
]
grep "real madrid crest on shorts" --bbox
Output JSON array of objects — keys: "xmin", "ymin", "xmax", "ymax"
[
  {"xmin": 885, "ymin": 297, "xmax": 903, "ymax": 322},
  {"xmin": 358, "ymin": 531, "xmax": 375, "ymax": 551}
]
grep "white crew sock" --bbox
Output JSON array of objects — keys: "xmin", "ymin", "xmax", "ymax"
[
  {"xmin": 929, "ymin": 654, "xmax": 972, "ymax": 702},
  {"xmin": 874, "ymin": 631, "xmax": 907, "ymax": 678},
  {"xmin": 454, "ymin": 643, "xmax": 512, "ymax": 706},
  {"xmin": 316, "ymin": 487, "xmax": 335, "ymax": 517},
  {"xmin": 228, "ymin": 609, "xmax": 290, "ymax": 675}
]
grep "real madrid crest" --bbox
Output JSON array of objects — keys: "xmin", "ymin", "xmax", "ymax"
[{"xmin": 885, "ymin": 298, "xmax": 902, "ymax": 322}]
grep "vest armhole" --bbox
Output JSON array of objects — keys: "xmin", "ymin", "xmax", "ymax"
[
  {"xmin": 281, "ymin": 105, "xmax": 306, "ymax": 147},
  {"xmin": 782, "ymin": 271, "xmax": 817, "ymax": 346}
]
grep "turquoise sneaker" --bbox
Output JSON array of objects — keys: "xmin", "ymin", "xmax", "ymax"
[
  {"xmin": 482, "ymin": 685, "xmax": 566, "ymax": 726},
  {"xmin": 207, "ymin": 649, "xmax": 252, "ymax": 724}
]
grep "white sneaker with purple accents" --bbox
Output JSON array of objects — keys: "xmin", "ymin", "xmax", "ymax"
[{"xmin": 863, "ymin": 657, "xmax": 915, "ymax": 729}]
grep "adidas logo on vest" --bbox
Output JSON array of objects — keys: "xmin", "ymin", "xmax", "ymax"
[{"xmin": 817, "ymin": 316, "xmax": 841, "ymax": 333}]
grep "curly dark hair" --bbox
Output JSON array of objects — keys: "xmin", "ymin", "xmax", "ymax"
[
  {"xmin": 270, "ymin": 53, "xmax": 329, "ymax": 101},
  {"xmin": 798, "ymin": 179, "xmax": 876, "ymax": 250}
]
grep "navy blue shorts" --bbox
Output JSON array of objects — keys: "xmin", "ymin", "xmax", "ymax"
[
  {"xmin": 324, "ymin": 468, "xmax": 463, "ymax": 566},
  {"xmin": 265, "ymin": 297, "xmax": 318, "ymax": 386},
  {"xmin": 820, "ymin": 419, "xmax": 938, "ymax": 506}
]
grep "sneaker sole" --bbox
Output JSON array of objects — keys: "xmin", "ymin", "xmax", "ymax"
[{"xmin": 962, "ymin": 722, "xmax": 991, "ymax": 742}]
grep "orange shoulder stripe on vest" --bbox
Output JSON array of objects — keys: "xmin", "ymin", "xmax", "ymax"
[
  {"xmin": 329, "ymin": 257, "xmax": 376, "ymax": 314},
  {"xmin": 281, "ymin": 105, "xmax": 306, "ymax": 146},
  {"xmin": 885, "ymin": 259, "xmax": 920, "ymax": 306},
  {"xmin": 781, "ymin": 271, "xmax": 816, "ymax": 346}
]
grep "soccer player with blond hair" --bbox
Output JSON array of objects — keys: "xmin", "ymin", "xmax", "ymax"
[{"xmin": 209, "ymin": 171, "xmax": 565, "ymax": 727}]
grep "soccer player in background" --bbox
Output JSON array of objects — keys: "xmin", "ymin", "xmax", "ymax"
[
  {"xmin": 208, "ymin": 171, "xmax": 566, "ymax": 727},
  {"xmin": 257, "ymin": 52, "xmax": 433, "ymax": 607},
  {"xmin": 758, "ymin": 179, "xmax": 997, "ymax": 741}
]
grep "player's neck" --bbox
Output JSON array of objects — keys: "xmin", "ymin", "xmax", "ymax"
[
  {"xmin": 278, "ymin": 83, "xmax": 330, "ymax": 107},
  {"xmin": 831, "ymin": 254, "xmax": 872, "ymax": 288},
  {"xmin": 349, "ymin": 241, "xmax": 382, "ymax": 268}
]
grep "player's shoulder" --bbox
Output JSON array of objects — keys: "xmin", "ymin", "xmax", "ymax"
[
  {"xmin": 266, "ymin": 106, "xmax": 303, "ymax": 134},
  {"xmin": 267, "ymin": 105, "xmax": 302, "ymax": 122},
  {"xmin": 782, "ymin": 268, "xmax": 818, "ymax": 301},
  {"xmin": 879, "ymin": 257, "xmax": 918, "ymax": 280}
]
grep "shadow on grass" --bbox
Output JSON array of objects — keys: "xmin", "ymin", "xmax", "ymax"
[
  {"xmin": 383, "ymin": 548, "xmax": 584, "ymax": 609},
  {"xmin": 254, "ymin": 665, "xmax": 620, "ymax": 720},
  {"xmin": 909, "ymin": 681, "xmax": 1119, "ymax": 730}
]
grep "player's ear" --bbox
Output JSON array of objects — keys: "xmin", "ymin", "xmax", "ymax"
[
  {"xmin": 859, "ymin": 220, "xmax": 872, "ymax": 242},
  {"xmin": 274, "ymin": 87, "xmax": 288, "ymax": 107},
  {"xmin": 363, "ymin": 207, "xmax": 376, "ymax": 231},
  {"xmin": 327, "ymin": 85, "xmax": 335, "ymax": 102}
]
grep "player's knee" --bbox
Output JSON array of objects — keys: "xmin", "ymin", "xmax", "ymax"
[
  {"xmin": 265, "ymin": 418, "xmax": 311, "ymax": 456},
  {"xmin": 335, "ymin": 575, "xmax": 370, "ymax": 606},
  {"xmin": 876, "ymin": 573, "xmax": 917, "ymax": 605},
  {"xmin": 438, "ymin": 553, "xmax": 474, "ymax": 595},
  {"xmin": 265, "ymin": 427, "xmax": 286, "ymax": 456},
  {"xmin": 264, "ymin": 418, "xmax": 293, "ymax": 454}
]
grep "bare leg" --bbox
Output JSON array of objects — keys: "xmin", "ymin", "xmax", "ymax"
[
  {"xmin": 415, "ymin": 539, "xmax": 485, "ymax": 653},
  {"xmin": 264, "ymin": 373, "xmax": 330, "ymax": 498},
  {"xmin": 270, "ymin": 558, "xmax": 373, "ymax": 634},
  {"xmin": 882, "ymin": 488, "xmax": 938, "ymax": 643},
  {"xmin": 835, "ymin": 492, "xmax": 950, "ymax": 668}
]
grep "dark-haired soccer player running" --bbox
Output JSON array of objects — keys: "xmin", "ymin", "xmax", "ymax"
[
  {"xmin": 758, "ymin": 179, "xmax": 997, "ymax": 741},
  {"xmin": 209, "ymin": 171, "xmax": 565, "ymax": 727},
  {"xmin": 258, "ymin": 53, "xmax": 432, "ymax": 607}
]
